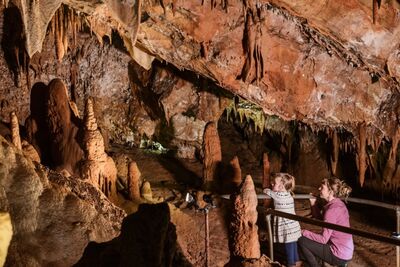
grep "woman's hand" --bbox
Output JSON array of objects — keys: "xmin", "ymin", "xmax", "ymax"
[{"xmin": 309, "ymin": 193, "xmax": 317, "ymax": 206}]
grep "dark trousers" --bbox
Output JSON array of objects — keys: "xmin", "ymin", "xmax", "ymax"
[
  {"xmin": 298, "ymin": 236, "xmax": 350, "ymax": 267},
  {"xmin": 285, "ymin": 241, "xmax": 299, "ymax": 266}
]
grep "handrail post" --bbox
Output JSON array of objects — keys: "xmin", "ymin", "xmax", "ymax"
[
  {"xmin": 266, "ymin": 214, "xmax": 274, "ymax": 262},
  {"xmin": 205, "ymin": 208, "xmax": 209, "ymax": 267},
  {"xmin": 397, "ymin": 208, "xmax": 400, "ymax": 267}
]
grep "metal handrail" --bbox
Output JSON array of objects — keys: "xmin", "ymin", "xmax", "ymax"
[{"xmin": 265, "ymin": 208, "xmax": 400, "ymax": 247}]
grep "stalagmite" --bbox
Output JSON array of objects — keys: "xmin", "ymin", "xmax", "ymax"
[
  {"xmin": 357, "ymin": 123, "xmax": 367, "ymax": 187},
  {"xmin": 10, "ymin": 112, "xmax": 22, "ymax": 150},
  {"xmin": 81, "ymin": 98, "xmax": 118, "ymax": 203},
  {"xmin": 141, "ymin": 181, "xmax": 153, "ymax": 202},
  {"xmin": 330, "ymin": 130, "xmax": 339, "ymax": 176},
  {"xmin": 230, "ymin": 175, "xmax": 260, "ymax": 259},
  {"xmin": 202, "ymin": 122, "xmax": 222, "ymax": 187},
  {"xmin": 262, "ymin": 152, "xmax": 272, "ymax": 208},
  {"xmin": 230, "ymin": 156, "xmax": 242, "ymax": 187},
  {"xmin": 128, "ymin": 161, "xmax": 141, "ymax": 201}
]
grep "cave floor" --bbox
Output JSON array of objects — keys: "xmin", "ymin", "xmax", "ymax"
[{"xmin": 108, "ymin": 144, "xmax": 397, "ymax": 267}]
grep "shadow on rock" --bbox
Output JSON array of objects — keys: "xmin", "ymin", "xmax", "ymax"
[{"xmin": 74, "ymin": 203, "xmax": 192, "ymax": 267}]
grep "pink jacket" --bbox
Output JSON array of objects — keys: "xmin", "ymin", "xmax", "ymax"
[{"xmin": 302, "ymin": 198, "xmax": 354, "ymax": 260}]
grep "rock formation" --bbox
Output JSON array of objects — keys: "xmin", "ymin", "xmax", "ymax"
[
  {"xmin": 202, "ymin": 122, "xmax": 222, "ymax": 187},
  {"xmin": 46, "ymin": 78, "xmax": 84, "ymax": 176},
  {"xmin": 81, "ymin": 98, "xmax": 118, "ymax": 203},
  {"xmin": 10, "ymin": 111, "xmax": 21, "ymax": 150},
  {"xmin": 141, "ymin": 181, "xmax": 153, "ymax": 202},
  {"xmin": 230, "ymin": 156, "xmax": 242, "ymax": 188},
  {"xmin": 230, "ymin": 175, "xmax": 260, "ymax": 260},
  {"xmin": 25, "ymin": 82, "xmax": 51, "ymax": 164},
  {"xmin": 128, "ymin": 161, "xmax": 141, "ymax": 201},
  {"xmin": 0, "ymin": 135, "xmax": 125, "ymax": 266},
  {"xmin": 262, "ymin": 153, "xmax": 273, "ymax": 208},
  {"xmin": 0, "ymin": 186, "xmax": 12, "ymax": 267},
  {"xmin": 75, "ymin": 203, "xmax": 182, "ymax": 267},
  {"xmin": 10, "ymin": 111, "xmax": 40, "ymax": 163}
]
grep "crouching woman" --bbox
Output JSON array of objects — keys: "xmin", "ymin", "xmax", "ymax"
[{"xmin": 298, "ymin": 177, "xmax": 353, "ymax": 267}]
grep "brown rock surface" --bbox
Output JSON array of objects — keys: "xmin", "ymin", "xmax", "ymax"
[{"xmin": 0, "ymin": 135, "xmax": 125, "ymax": 266}]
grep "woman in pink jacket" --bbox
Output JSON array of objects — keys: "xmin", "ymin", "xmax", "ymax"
[{"xmin": 298, "ymin": 177, "xmax": 353, "ymax": 267}]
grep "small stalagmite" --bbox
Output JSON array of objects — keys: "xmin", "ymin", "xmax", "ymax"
[
  {"xmin": 128, "ymin": 161, "xmax": 141, "ymax": 201},
  {"xmin": 230, "ymin": 156, "xmax": 242, "ymax": 187},
  {"xmin": 81, "ymin": 98, "xmax": 118, "ymax": 203},
  {"xmin": 230, "ymin": 174, "xmax": 260, "ymax": 259},
  {"xmin": 10, "ymin": 112, "xmax": 22, "ymax": 150},
  {"xmin": 141, "ymin": 181, "xmax": 153, "ymax": 202},
  {"xmin": 262, "ymin": 152, "xmax": 272, "ymax": 208},
  {"xmin": 202, "ymin": 122, "xmax": 222, "ymax": 187},
  {"xmin": 11, "ymin": 111, "xmax": 41, "ymax": 163}
]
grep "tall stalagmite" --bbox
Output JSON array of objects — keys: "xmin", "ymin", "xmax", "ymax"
[
  {"xmin": 81, "ymin": 98, "xmax": 118, "ymax": 203},
  {"xmin": 202, "ymin": 122, "xmax": 222, "ymax": 187},
  {"xmin": 230, "ymin": 174, "xmax": 260, "ymax": 259}
]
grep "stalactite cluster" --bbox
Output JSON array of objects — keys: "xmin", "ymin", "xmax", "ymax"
[
  {"xmin": 240, "ymin": 0, "xmax": 264, "ymax": 84},
  {"xmin": 50, "ymin": 5, "xmax": 84, "ymax": 62}
]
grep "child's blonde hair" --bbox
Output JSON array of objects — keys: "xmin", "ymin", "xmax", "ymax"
[
  {"xmin": 272, "ymin": 172, "xmax": 296, "ymax": 192},
  {"xmin": 322, "ymin": 177, "xmax": 352, "ymax": 199}
]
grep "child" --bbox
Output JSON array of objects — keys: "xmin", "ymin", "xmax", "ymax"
[{"xmin": 263, "ymin": 173, "xmax": 301, "ymax": 267}]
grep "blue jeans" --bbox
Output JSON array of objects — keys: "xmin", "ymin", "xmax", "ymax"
[{"xmin": 285, "ymin": 241, "xmax": 299, "ymax": 266}]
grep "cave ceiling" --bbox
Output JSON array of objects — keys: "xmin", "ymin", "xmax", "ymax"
[{"xmin": 9, "ymin": 0, "xmax": 400, "ymax": 137}]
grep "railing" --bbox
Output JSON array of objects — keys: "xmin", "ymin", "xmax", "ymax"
[
  {"xmin": 221, "ymin": 192, "xmax": 400, "ymax": 266},
  {"xmin": 262, "ymin": 192, "xmax": 400, "ymax": 267}
]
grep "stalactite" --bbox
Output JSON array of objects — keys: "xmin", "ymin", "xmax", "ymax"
[
  {"xmin": 330, "ymin": 130, "xmax": 339, "ymax": 176},
  {"xmin": 240, "ymin": 0, "xmax": 264, "ymax": 84},
  {"xmin": 383, "ymin": 128, "xmax": 400, "ymax": 186},
  {"xmin": 10, "ymin": 112, "xmax": 22, "ymax": 150},
  {"xmin": 55, "ymin": 9, "xmax": 64, "ymax": 61},
  {"xmin": 372, "ymin": 0, "xmax": 381, "ymax": 24},
  {"xmin": 357, "ymin": 123, "xmax": 367, "ymax": 187}
]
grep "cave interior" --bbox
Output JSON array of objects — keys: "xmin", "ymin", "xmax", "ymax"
[{"xmin": 1, "ymin": 0, "xmax": 400, "ymax": 266}]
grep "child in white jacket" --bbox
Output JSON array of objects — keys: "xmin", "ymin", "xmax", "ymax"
[{"xmin": 263, "ymin": 173, "xmax": 301, "ymax": 267}]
